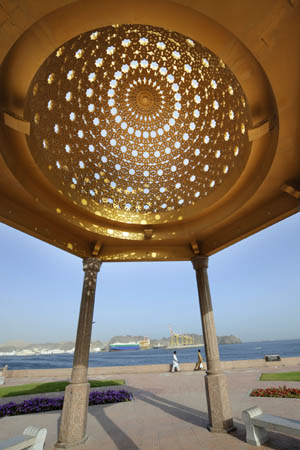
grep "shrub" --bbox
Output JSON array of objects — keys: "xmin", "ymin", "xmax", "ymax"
[{"xmin": 0, "ymin": 389, "xmax": 132, "ymax": 418}]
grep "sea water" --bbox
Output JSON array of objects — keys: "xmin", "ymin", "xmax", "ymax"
[{"xmin": 0, "ymin": 339, "xmax": 299, "ymax": 370}]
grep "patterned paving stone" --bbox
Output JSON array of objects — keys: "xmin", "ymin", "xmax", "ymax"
[{"xmin": 1, "ymin": 366, "xmax": 300, "ymax": 449}]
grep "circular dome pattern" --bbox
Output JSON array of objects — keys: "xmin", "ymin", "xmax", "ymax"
[{"xmin": 26, "ymin": 24, "xmax": 250, "ymax": 224}]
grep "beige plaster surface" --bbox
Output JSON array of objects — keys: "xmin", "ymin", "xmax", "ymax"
[{"xmin": 1, "ymin": 365, "xmax": 300, "ymax": 449}]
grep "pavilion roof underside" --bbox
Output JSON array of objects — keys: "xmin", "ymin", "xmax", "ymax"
[{"xmin": 0, "ymin": 0, "xmax": 299, "ymax": 261}]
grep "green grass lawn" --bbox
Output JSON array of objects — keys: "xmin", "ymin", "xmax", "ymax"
[
  {"xmin": 0, "ymin": 379, "xmax": 125, "ymax": 398},
  {"xmin": 260, "ymin": 371, "xmax": 300, "ymax": 382}
]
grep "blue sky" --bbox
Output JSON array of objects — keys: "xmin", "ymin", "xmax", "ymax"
[{"xmin": 1, "ymin": 211, "xmax": 300, "ymax": 345}]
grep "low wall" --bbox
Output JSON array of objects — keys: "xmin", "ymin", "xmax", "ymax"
[
  {"xmin": 222, "ymin": 357, "xmax": 300, "ymax": 370},
  {"xmin": 5, "ymin": 356, "xmax": 300, "ymax": 379}
]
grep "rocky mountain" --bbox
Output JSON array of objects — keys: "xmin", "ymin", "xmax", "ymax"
[
  {"xmin": 109, "ymin": 335, "xmax": 145, "ymax": 344},
  {"xmin": 148, "ymin": 337, "xmax": 170, "ymax": 347},
  {"xmin": 0, "ymin": 340, "xmax": 30, "ymax": 348},
  {"xmin": 218, "ymin": 335, "xmax": 242, "ymax": 344},
  {"xmin": 0, "ymin": 340, "xmax": 103, "ymax": 354},
  {"xmin": 108, "ymin": 334, "xmax": 241, "ymax": 346}
]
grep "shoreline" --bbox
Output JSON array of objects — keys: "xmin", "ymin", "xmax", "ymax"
[
  {"xmin": 0, "ymin": 343, "xmax": 208, "ymax": 356},
  {"xmin": 4, "ymin": 356, "xmax": 300, "ymax": 379}
]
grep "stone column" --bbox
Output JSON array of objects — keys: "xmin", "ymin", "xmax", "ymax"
[
  {"xmin": 56, "ymin": 257, "xmax": 102, "ymax": 448},
  {"xmin": 192, "ymin": 255, "xmax": 235, "ymax": 433}
]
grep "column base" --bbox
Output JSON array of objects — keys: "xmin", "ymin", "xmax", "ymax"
[
  {"xmin": 207, "ymin": 425, "xmax": 236, "ymax": 433},
  {"xmin": 56, "ymin": 382, "xmax": 90, "ymax": 447},
  {"xmin": 205, "ymin": 373, "xmax": 234, "ymax": 432},
  {"xmin": 55, "ymin": 435, "xmax": 88, "ymax": 449}
]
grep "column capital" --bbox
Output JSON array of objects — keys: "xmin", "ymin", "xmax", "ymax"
[
  {"xmin": 191, "ymin": 255, "xmax": 209, "ymax": 271},
  {"xmin": 82, "ymin": 257, "xmax": 102, "ymax": 273}
]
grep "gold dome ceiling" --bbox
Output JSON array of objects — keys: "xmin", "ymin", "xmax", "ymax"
[
  {"xmin": 25, "ymin": 24, "xmax": 250, "ymax": 225},
  {"xmin": 1, "ymin": 0, "xmax": 293, "ymax": 261}
]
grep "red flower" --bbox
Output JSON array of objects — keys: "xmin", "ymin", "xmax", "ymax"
[{"xmin": 250, "ymin": 386, "xmax": 300, "ymax": 399}]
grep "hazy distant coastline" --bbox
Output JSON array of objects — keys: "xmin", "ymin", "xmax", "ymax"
[{"xmin": 0, "ymin": 334, "xmax": 241, "ymax": 356}]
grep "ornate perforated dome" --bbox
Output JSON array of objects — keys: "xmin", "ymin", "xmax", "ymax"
[{"xmin": 26, "ymin": 24, "xmax": 250, "ymax": 225}]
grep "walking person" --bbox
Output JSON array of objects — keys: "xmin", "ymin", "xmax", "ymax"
[
  {"xmin": 194, "ymin": 349, "xmax": 204, "ymax": 371},
  {"xmin": 171, "ymin": 351, "xmax": 180, "ymax": 372}
]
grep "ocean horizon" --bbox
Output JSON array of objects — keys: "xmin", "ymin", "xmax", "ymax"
[{"xmin": 1, "ymin": 339, "xmax": 299, "ymax": 371}]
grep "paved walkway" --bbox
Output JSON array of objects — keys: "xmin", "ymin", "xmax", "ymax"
[{"xmin": 1, "ymin": 365, "xmax": 300, "ymax": 449}]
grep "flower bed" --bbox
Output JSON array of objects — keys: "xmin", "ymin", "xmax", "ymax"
[
  {"xmin": 250, "ymin": 386, "xmax": 300, "ymax": 398},
  {"xmin": 0, "ymin": 389, "xmax": 132, "ymax": 418}
]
